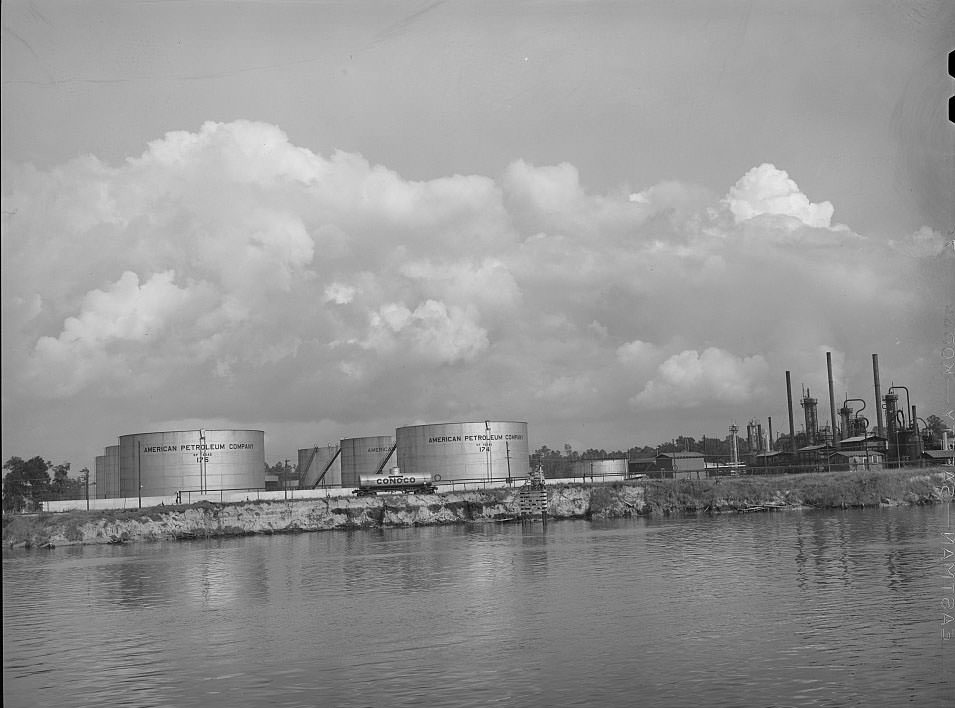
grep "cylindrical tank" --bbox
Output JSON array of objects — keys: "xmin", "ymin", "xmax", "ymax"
[
  {"xmin": 105, "ymin": 445, "xmax": 120, "ymax": 498},
  {"xmin": 297, "ymin": 445, "xmax": 342, "ymax": 487},
  {"xmin": 839, "ymin": 405, "xmax": 852, "ymax": 441},
  {"xmin": 94, "ymin": 455, "xmax": 106, "ymax": 499},
  {"xmin": 571, "ymin": 459, "xmax": 627, "ymax": 478},
  {"xmin": 396, "ymin": 421, "xmax": 530, "ymax": 482},
  {"xmin": 118, "ymin": 430, "xmax": 265, "ymax": 497},
  {"xmin": 340, "ymin": 436, "xmax": 396, "ymax": 487},
  {"xmin": 884, "ymin": 391, "xmax": 899, "ymax": 462},
  {"xmin": 801, "ymin": 391, "xmax": 819, "ymax": 444}
]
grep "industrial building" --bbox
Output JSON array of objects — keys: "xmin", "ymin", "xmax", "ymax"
[{"xmin": 628, "ymin": 451, "xmax": 706, "ymax": 480}]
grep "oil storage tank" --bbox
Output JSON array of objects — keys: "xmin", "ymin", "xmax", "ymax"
[
  {"xmin": 396, "ymin": 421, "xmax": 530, "ymax": 483},
  {"xmin": 104, "ymin": 445, "xmax": 120, "ymax": 498},
  {"xmin": 298, "ymin": 445, "xmax": 342, "ymax": 488},
  {"xmin": 94, "ymin": 454, "xmax": 106, "ymax": 499},
  {"xmin": 118, "ymin": 429, "xmax": 265, "ymax": 497},
  {"xmin": 340, "ymin": 436, "xmax": 396, "ymax": 488},
  {"xmin": 572, "ymin": 458, "xmax": 628, "ymax": 478}
]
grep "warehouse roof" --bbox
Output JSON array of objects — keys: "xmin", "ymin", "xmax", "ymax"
[{"xmin": 839, "ymin": 434, "xmax": 886, "ymax": 444}]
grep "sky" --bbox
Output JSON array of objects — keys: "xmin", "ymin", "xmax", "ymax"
[{"xmin": 2, "ymin": 0, "xmax": 953, "ymax": 471}]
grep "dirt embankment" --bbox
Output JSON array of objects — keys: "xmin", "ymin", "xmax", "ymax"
[{"xmin": 3, "ymin": 468, "xmax": 951, "ymax": 549}]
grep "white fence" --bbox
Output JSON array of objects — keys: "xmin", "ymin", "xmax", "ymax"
[{"xmin": 39, "ymin": 475, "xmax": 557, "ymax": 513}]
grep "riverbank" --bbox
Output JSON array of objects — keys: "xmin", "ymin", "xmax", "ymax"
[{"xmin": 3, "ymin": 468, "xmax": 952, "ymax": 549}]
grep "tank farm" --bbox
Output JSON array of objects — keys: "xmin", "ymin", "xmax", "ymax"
[{"xmin": 73, "ymin": 350, "xmax": 951, "ymax": 508}]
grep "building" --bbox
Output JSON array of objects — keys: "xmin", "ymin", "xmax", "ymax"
[
  {"xmin": 828, "ymin": 450, "xmax": 885, "ymax": 472},
  {"xmin": 795, "ymin": 443, "xmax": 835, "ymax": 471},
  {"xmin": 631, "ymin": 451, "xmax": 707, "ymax": 480},
  {"xmin": 922, "ymin": 449, "xmax": 955, "ymax": 466}
]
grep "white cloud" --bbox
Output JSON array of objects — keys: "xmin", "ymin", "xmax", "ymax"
[
  {"xmin": 889, "ymin": 226, "xmax": 949, "ymax": 258},
  {"xmin": 324, "ymin": 283, "xmax": 358, "ymax": 305},
  {"xmin": 632, "ymin": 347, "xmax": 771, "ymax": 409},
  {"xmin": 616, "ymin": 339, "xmax": 663, "ymax": 367},
  {"xmin": 723, "ymin": 163, "xmax": 835, "ymax": 228},
  {"xmin": 363, "ymin": 300, "xmax": 488, "ymax": 364},
  {"xmin": 0, "ymin": 125, "xmax": 943, "ymax": 460}
]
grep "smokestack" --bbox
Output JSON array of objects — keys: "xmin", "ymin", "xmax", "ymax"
[
  {"xmin": 768, "ymin": 416, "xmax": 774, "ymax": 451},
  {"xmin": 786, "ymin": 371, "xmax": 796, "ymax": 452},
  {"xmin": 827, "ymin": 352, "xmax": 838, "ymax": 444},
  {"xmin": 872, "ymin": 354, "xmax": 884, "ymax": 438}
]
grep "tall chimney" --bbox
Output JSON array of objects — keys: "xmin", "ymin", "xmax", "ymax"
[
  {"xmin": 827, "ymin": 352, "xmax": 838, "ymax": 445},
  {"xmin": 872, "ymin": 354, "xmax": 884, "ymax": 438},
  {"xmin": 786, "ymin": 371, "xmax": 796, "ymax": 451}
]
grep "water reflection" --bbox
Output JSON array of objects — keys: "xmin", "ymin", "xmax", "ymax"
[{"xmin": 3, "ymin": 505, "xmax": 953, "ymax": 708}]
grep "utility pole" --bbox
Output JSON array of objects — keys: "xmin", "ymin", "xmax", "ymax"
[
  {"xmin": 137, "ymin": 440, "xmax": 142, "ymax": 509},
  {"xmin": 284, "ymin": 458, "xmax": 290, "ymax": 500}
]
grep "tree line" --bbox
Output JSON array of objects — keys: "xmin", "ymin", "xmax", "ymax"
[{"xmin": 2, "ymin": 457, "xmax": 89, "ymax": 513}]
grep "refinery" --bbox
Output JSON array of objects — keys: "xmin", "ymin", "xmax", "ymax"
[{"xmin": 78, "ymin": 352, "xmax": 951, "ymax": 509}]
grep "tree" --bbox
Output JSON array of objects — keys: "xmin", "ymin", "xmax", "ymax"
[
  {"xmin": 266, "ymin": 460, "xmax": 297, "ymax": 488},
  {"xmin": 50, "ymin": 462, "xmax": 71, "ymax": 500},
  {"xmin": 2, "ymin": 456, "xmax": 53, "ymax": 512},
  {"xmin": 925, "ymin": 415, "xmax": 947, "ymax": 442}
]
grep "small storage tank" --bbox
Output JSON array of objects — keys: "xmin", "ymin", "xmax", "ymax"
[
  {"xmin": 118, "ymin": 429, "xmax": 265, "ymax": 497},
  {"xmin": 298, "ymin": 445, "xmax": 342, "ymax": 487},
  {"xmin": 571, "ymin": 459, "xmax": 628, "ymax": 478},
  {"xmin": 340, "ymin": 436, "xmax": 396, "ymax": 487},
  {"xmin": 94, "ymin": 455, "xmax": 106, "ymax": 499},
  {"xmin": 105, "ymin": 445, "xmax": 120, "ymax": 498},
  {"xmin": 396, "ymin": 421, "xmax": 530, "ymax": 483}
]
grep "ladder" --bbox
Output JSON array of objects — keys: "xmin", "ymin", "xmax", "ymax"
[
  {"xmin": 373, "ymin": 442, "xmax": 398, "ymax": 475},
  {"xmin": 517, "ymin": 485, "xmax": 548, "ymax": 521},
  {"xmin": 299, "ymin": 446, "xmax": 342, "ymax": 488}
]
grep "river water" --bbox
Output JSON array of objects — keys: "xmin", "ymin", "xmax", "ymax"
[{"xmin": 3, "ymin": 505, "xmax": 954, "ymax": 707}]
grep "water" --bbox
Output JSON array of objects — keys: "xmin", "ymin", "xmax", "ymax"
[{"xmin": 3, "ymin": 505, "xmax": 954, "ymax": 707}]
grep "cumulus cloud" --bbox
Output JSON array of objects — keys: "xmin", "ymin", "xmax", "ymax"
[
  {"xmin": 362, "ymin": 300, "xmax": 489, "ymax": 365},
  {"xmin": 0, "ymin": 121, "xmax": 944, "ymax": 461},
  {"xmin": 632, "ymin": 348, "xmax": 771, "ymax": 409},
  {"xmin": 889, "ymin": 225, "xmax": 949, "ymax": 258},
  {"xmin": 723, "ymin": 163, "xmax": 835, "ymax": 228}
]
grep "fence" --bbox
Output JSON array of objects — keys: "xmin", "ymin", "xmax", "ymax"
[{"xmin": 29, "ymin": 460, "xmax": 948, "ymax": 514}]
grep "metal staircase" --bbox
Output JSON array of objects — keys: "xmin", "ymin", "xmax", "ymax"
[{"xmin": 299, "ymin": 446, "xmax": 342, "ymax": 489}]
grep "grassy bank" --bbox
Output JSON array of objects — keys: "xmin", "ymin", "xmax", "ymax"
[
  {"xmin": 2, "ymin": 468, "xmax": 951, "ymax": 549},
  {"xmin": 635, "ymin": 468, "xmax": 949, "ymax": 515}
]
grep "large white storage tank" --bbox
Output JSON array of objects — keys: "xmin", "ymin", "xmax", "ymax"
[
  {"xmin": 118, "ymin": 429, "xmax": 265, "ymax": 497},
  {"xmin": 396, "ymin": 421, "xmax": 530, "ymax": 483},
  {"xmin": 572, "ymin": 458, "xmax": 628, "ymax": 478},
  {"xmin": 105, "ymin": 445, "xmax": 120, "ymax": 498},
  {"xmin": 297, "ymin": 445, "xmax": 342, "ymax": 487},
  {"xmin": 340, "ymin": 436, "xmax": 396, "ymax": 487}
]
